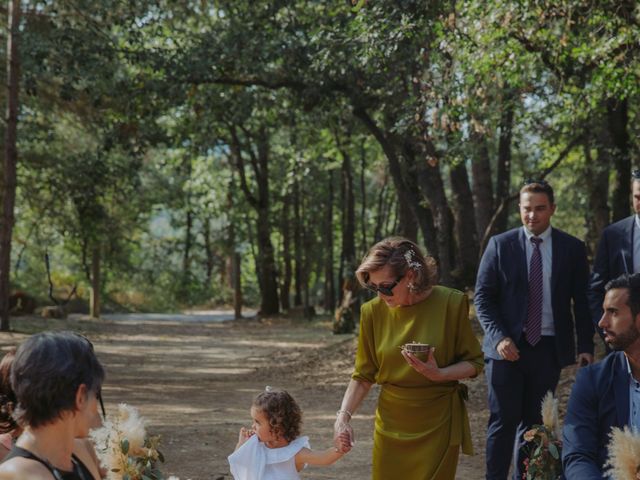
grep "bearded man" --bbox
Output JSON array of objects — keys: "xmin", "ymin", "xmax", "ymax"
[{"xmin": 563, "ymin": 273, "xmax": 640, "ymax": 477}]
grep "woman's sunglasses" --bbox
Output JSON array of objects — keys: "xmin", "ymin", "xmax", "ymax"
[{"xmin": 365, "ymin": 275, "xmax": 404, "ymax": 296}]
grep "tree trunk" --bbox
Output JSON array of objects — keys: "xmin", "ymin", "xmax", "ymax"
[
  {"xmin": 229, "ymin": 125, "xmax": 279, "ymax": 315},
  {"xmin": 470, "ymin": 128, "xmax": 494, "ymax": 241},
  {"xmin": 255, "ymin": 136, "xmax": 279, "ymax": 315},
  {"xmin": 279, "ymin": 191, "xmax": 292, "ymax": 311},
  {"xmin": 359, "ymin": 140, "xmax": 367, "ymax": 254},
  {"xmin": 413, "ymin": 156, "xmax": 454, "ymax": 286},
  {"xmin": 229, "ymin": 224, "xmax": 242, "ymax": 319},
  {"xmin": 0, "ymin": 0, "xmax": 21, "ymax": 331},
  {"xmin": 90, "ymin": 245, "xmax": 100, "ymax": 319},
  {"xmin": 583, "ymin": 139, "xmax": 610, "ymax": 257},
  {"xmin": 373, "ymin": 174, "xmax": 389, "ymax": 243},
  {"xmin": 449, "ymin": 161, "xmax": 479, "ymax": 287},
  {"xmin": 203, "ymin": 217, "xmax": 215, "ymax": 288},
  {"xmin": 339, "ymin": 145, "xmax": 356, "ymax": 304},
  {"xmin": 352, "ymin": 108, "xmax": 436, "ymax": 253},
  {"xmin": 301, "ymin": 197, "xmax": 312, "ymax": 318},
  {"xmin": 494, "ymin": 89, "xmax": 515, "ymax": 234},
  {"xmin": 324, "ymin": 169, "xmax": 336, "ymax": 312},
  {"xmin": 402, "ymin": 137, "xmax": 453, "ymax": 286},
  {"xmin": 293, "ymin": 178, "xmax": 302, "ymax": 306},
  {"xmin": 401, "ymin": 151, "xmax": 436, "ymax": 247},
  {"xmin": 226, "ymin": 176, "xmax": 243, "ymax": 318},
  {"xmin": 608, "ymin": 98, "xmax": 631, "ymax": 222}
]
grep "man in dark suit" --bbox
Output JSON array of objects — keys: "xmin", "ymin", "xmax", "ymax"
[
  {"xmin": 588, "ymin": 170, "xmax": 640, "ymax": 335},
  {"xmin": 475, "ymin": 180, "xmax": 594, "ymax": 480},
  {"xmin": 563, "ymin": 273, "xmax": 640, "ymax": 477}
]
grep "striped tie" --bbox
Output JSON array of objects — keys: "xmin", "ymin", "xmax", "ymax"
[{"xmin": 525, "ymin": 237, "xmax": 543, "ymax": 346}]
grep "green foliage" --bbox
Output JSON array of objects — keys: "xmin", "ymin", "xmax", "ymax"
[{"xmin": 6, "ymin": 0, "xmax": 639, "ymax": 312}]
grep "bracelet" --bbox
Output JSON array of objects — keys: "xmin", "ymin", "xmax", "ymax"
[{"xmin": 336, "ymin": 409, "xmax": 352, "ymax": 419}]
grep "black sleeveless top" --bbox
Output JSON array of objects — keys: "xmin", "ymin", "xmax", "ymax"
[{"xmin": 4, "ymin": 445, "xmax": 95, "ymax": 480}]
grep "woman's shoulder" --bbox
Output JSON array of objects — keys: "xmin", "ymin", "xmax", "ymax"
[
  {"xmin": 429, "ymin": 285, "xmax": 467, "ymax": 303},
  {"xmin": 0, "ymin": 434, "xmax": 12, "ymax": 463},
  {"xmin": 0, "ymin": 455, "xmax": 52, "ymax": 479}
]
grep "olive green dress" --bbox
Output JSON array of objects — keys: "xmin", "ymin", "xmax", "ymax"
[{"xmin": 352, "ymin": 286, "xmax": 483, "ymax": 480}]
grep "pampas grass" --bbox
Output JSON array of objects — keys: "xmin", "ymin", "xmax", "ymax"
[
  {"xmin": 91, "ymin": 403, "xmax": 177, "ymax": 480},
  {"xmin": 605, "ymin": 426, "xmax": 640, "ymax": 480},
  {"xmin": 540, "ymin": 391, "xmax": 560, "ymax": 439}
]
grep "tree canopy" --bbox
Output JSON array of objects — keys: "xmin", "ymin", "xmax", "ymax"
[{"xmin": 1, "ymin": 0, "xmax": 638, "ymax": 324}]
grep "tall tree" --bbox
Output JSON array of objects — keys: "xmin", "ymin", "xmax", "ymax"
[
  {"xmin": 228, "ymin": 124, "xmax": 279, "ymax": 315},
  {"xmin": 0, "ymin": 0, "xmax": 21, "ymax": 330}
]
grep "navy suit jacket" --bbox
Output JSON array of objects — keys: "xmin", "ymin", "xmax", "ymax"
[
  {"xmin": 588, "ymin": 216, "xmax": 635, "ymax": 327},
  {"xmin": 562, "ymin": 352, "xmax": 629, "ymax": 479},
  {"xmin": 474, "ymin": 227, "xmax": 594, "ymax": 367}
]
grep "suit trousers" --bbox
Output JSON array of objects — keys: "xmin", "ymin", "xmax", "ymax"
[{"xmin": 485, "ymin": 336, "xmax": 561, "ymax": 480}]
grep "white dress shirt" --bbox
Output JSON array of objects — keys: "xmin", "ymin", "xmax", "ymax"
[{"xmin": 624, "ymin": 354, "xmax": 640, "ymax": 429}]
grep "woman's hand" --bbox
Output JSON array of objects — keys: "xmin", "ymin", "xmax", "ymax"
[
  {"xmin": 333, "ymin": 417, "xmax": 354, "ymax": 453},
  {"xmin": 402, "ymin": 348, "xmax": 445, "ymax": 382}
]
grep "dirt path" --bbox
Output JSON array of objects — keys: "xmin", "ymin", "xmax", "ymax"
[{"xmin": 0, "ymin": 314, "xmax": 581, "ymax": 480}]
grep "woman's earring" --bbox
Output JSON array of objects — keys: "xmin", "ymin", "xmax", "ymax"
[{"xmin": 408, "ymin": 282, "xmax": 415, "ymax": 292}]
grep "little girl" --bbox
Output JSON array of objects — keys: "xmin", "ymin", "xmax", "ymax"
[{"xmin": 228, "ymin": 388, "xmax": 351, "ymax": 480}]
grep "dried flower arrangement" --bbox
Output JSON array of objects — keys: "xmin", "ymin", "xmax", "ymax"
[
  {"xmin": 522, "ymin": 391, "xmax": 562, "ymax": 479},
  {"xmin": 90, "ymin": 403, "xmax": 179, "ymax": 480}
]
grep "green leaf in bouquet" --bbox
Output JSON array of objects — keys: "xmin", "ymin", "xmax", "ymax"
[
  {"xmin": 548, "ymin": 442, "xmax": 559, "ymax": 460},
  {"xmin": 121, "ymin": 438, "xmax": 130, "ymax": 455},
  {"xmin": 142, "ymin": 475, "xmax": 153, "ymax": 480},
  {"xmin": 148, "ymin": 467, "xmax": 163, "ymax": 478},
  {"xmin": 123, "ymin": 475, "xmax": 131, "ymax": 480},
  {"xmin": 157, "ymin": 449, "xmax": 165, "ymax": 463}
]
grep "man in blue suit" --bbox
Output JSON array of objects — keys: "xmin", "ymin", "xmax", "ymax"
[
  {"xmin": 588, "ymin": 170, "xmax": 640, "ymax": 334},
  {"xmin": 475, "ymin": 180, "xmax": 594, "ymax": 480},
  {"xmin": 563, "ymin": 273, "xmax": 640, "ymax": 477}
]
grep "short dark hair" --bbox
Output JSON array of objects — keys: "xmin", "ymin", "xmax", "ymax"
[
  {"xmin": 11, "ymin": 331, "xmax": 105, "ymax": 428},
  {"xmin": 605, "ymin": 273, "xmax": 640, "ymax": 319},
  {"xmin": 253, "ymin": 389, "xmax": 301, "ymax": 442},
  {"xmin": 520, "ymin": 181, "xmax": 555, "ymax": 204}
]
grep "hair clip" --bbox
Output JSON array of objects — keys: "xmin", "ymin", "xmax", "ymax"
[{"xmin": 404, "ymin": 250, "xmax": 422, "ymax": 270}]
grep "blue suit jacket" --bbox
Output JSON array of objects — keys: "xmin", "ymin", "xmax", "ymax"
[
  {"xmin": 474, "ymin": 227, "xmax": 594, "ymax": 367},
  {"xmin": 562, "ymin": 352, "xmax": 629, "ymax": 479},
  {"xmin": 588, "ymin": 216, "xmax": 635, "ymax": 327}
]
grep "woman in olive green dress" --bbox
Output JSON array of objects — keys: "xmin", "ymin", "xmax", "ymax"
[{"xmin": 333, "ymin": 237, "xmax": 483, "ymax": 480}]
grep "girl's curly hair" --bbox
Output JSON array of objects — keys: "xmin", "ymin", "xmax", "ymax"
[{"xmin": 253, "ymin": 389, "xmax": 301, "ymax": 442}]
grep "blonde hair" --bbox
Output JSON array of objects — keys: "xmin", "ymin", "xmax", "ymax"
[{"xmin": 355, "ymin": 237, "xmax": 438, "ymax": 293}]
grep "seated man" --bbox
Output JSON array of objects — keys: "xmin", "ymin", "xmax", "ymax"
[{"xmin": 562, "ymin": 273, "xmax": 640, "ymax": 477}]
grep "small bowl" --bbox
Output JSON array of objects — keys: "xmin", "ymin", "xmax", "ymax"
[
  {"xmin": 401, "ymin": 342, "xmax": 431, "ymax": 353},
  {"xmin": 400, "ymin": 342, "xmax": 432, "ymax": 360}
]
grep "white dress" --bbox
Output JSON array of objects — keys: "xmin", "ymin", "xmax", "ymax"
[{"xmin": 228, "ymin": 434, "xmax": 311, "ymax": 480}]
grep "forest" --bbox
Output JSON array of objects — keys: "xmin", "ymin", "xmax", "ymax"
[{"xmin": 0, "ymin": 0, "xmax": 638, "ymax": 329}]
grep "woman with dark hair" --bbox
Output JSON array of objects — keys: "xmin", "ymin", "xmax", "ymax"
[
  {"xmin": 0, "ymin": 348, "xmax": 19, "ymax": 461},
  {"xmin": 333, "ymin": 237, "xmax": 483, "ymax": 479},
  {"xmin": 0, "ymin": 331, "xmax": 105, "ymax": 479}
]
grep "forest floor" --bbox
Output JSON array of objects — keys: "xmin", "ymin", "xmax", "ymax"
[{"xmin": 0, "ymin": 312, "xmax": 591, "ymax": 480}]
